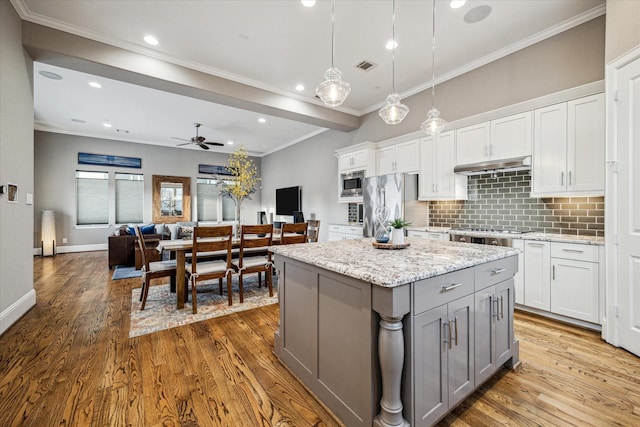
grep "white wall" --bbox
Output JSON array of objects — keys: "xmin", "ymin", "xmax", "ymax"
[
  {"xmin": 605, "ymin": 0, "xmax": 640, "ymax": 63},
  {"xmin": 0, "ymin": 0, "xmax": 36, "ymax": 335},
  {"xmin": 260, "ymin": 130, "xmax": 356, "ymax": 242},
  {"xmin": 34, "ymin": 131, "xmax": 262, "ymax": 250}
]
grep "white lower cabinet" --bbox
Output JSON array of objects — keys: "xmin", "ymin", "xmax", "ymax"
[
  {"xmin": 327, "ymin": 224, "xmax": 363, "ymax": 241},
  {"xmin": 475, "ymin": 279, "xmax": 515, "ymax": 385},
  {"xmin": 512, "ymin": 239, "xmax": 525, "ymax": 305},
  {"xmin": 407, "ymin": 230, "xmax": 448, "ymax": 241},
  {"xmin": 519, "ymin": 239, "xmax": 601, "ymax": 326},
  {"xmin": 550, "ymin": 242, "xmax": 599, "ymax": 323},
  {"xmin": 523, "ymin": 240, "xmax": 551, "ymax": 310}
]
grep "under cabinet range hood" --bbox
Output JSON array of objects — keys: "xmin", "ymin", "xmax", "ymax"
[{"xmin": 454, "ymin": 155, "xmax": 532, "ymax": 175}]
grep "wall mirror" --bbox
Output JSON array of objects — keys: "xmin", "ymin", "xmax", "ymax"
[{"xmin": 152, "ymin": 175, "xmax": 191, "ymax": 223}]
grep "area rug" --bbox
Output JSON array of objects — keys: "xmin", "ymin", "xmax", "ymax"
[
  {"xmin": 129, "ymin": 275, "xmax": 278, "ymax": 338},
  {"xmin": 112, "ymin": 265, "xmax": 143, "ymax": 280}
]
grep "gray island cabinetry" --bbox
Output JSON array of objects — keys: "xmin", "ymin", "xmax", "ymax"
[{"xmin": 270, "ymin": 238, "xmax": 519, "ymax": 427}]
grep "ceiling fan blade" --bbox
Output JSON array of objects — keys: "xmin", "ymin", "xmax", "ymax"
[
  {"xmin": 171, "ymin": 136, "xmax": 191, "ymax": 142},
  {"xmin": 198, "ymin": 143, "xmax": 210, "ymax": 150},
  {"xmin": 196, "ymin": 136, "xmax": 206, "ymax": 143},
  {"xmin": 204, "ymin": 142, "xmax": 225, "ymax": 147},
  {"xmin": 176, "ymin": 142, "xmax": 193, "ymax": 146}
]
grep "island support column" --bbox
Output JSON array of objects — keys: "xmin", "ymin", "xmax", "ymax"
[{"xmin": 372, "ymin": 284, "xmax": 410, "ymax": 427}]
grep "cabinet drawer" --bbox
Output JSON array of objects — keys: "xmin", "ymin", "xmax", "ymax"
[
  {"xmin": 551, "ymin": 242, "xmax": 598, "ymax": 262},
  {"xmin": 474, "ymin": 256, "xmax": 518, "ymax": 291},
  {"xmin": 414, "ymin": 268, "xmax": 474, "ymax": 315}
]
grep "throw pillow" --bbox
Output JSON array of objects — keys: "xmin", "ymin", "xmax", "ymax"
[
  {"xmin": 178, "ymin": 225, "xmax": 194, "ymax": 239},
  {"xmin": 141, "ymin": 224, "xmax": 156, "ymax": 234}
]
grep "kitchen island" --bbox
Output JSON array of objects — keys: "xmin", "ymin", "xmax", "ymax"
[{"xmin": 270, "ymin": 238, "xmax": 520, "ymax": 427}]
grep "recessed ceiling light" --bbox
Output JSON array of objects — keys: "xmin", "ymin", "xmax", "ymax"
[
  {"xmin": 301, "ymin": 0, "xmax": 316, "ymax": 7},
  {"xmin": 258, "ymin": 118, "xmax": 266, "ymax": 124},
  {"xmin": 385, "ymin": 40, "xmax": 398, "ymax": 50},
  {"xmin": 450, "ymin": 0, "xmax": 467, "ymax": 9},
  {"xmin": 144, "ymin": 35, "xmax": 159, "ymax": 45},
  {"xmin": 71, "ymin": 118, "xmax": 86, "ymax": 123},
  {"xmin": 464, "ymin": 5, "xmax": 492, "ymax": 23},
  {"xmin": 39, "ymin": 70, "xmax": 63, "ymax": 80},
  {"xmin": 295, "ymin": 84, "xmax": 305, "ymax": 91},
  {"xmin": 103, "ymin": 123, "xmax": 112, "ymax": 128},
  {"xmin": 227, "ymin": 141, "xmax": 235, "ymax": 145},
  {"xmin": 89, "ymin": 81, "xmax": 102, "ymax": 88}
]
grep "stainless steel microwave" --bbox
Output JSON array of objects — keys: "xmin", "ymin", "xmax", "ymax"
[{"xmin": 340, "ymin": 170, "xmax": 364, "ymax": 197}]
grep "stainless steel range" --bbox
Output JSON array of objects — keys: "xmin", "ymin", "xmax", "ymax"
[{"xmin": 449, "ymin": 228, "xmax": 534, "ymax": 247}]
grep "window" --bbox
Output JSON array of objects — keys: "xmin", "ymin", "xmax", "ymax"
[
  {"xmin": 76, "ymin": 171, "xmax": 108, "ymax": 225},
  {"xmin": 196, "ymin": 178, "xmax": 237, "ymax": 222},
  {"xmin": 197, "ymin": 178, "xmax": 218, "ymax": 221},
  {"xmin": 115, "ymin": 173, "xmax": 144, "ymax": 224}
]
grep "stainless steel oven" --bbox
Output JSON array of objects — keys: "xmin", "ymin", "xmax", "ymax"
[
  {"xmin": 340, "ymin": 170, "xmax": 364, "ymax": 198},
  {"xmin": 450, "ymin": 233, "xmax": 513, "ymax": 247}
]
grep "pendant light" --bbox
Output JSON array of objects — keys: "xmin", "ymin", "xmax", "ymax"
[
  {"xmin": 379, "ymin": 0, "xmax": 409, "ymax": 124},
  {"xmin": 316, "ymin": 0, "xmax": 351, "ymax": 107},
  {"xmin": 420, "ymin": 0, "xmax": 446, "ymax": 135}
]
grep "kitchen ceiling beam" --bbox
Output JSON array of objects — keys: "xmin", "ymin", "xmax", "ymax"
[{"xmin": 22, "ymin": 21, "xmax": 360, "ymax": 132}]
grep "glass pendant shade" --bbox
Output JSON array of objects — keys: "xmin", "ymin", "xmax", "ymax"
[
  {"xmin": 420, "ymin": 107, "xmax": 446, "ymax": 136},
  {"xmin": 379, "ymin": 93, "xmax": 409, "ymax": 125},
  {"xmin": 316, "ymin": 67, "xmax": 351, "ymax": 107}
]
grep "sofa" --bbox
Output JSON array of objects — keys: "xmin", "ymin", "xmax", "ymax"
[{"xmin": 108, "ymin": 224, "xmax": 170, "ymax": 269}]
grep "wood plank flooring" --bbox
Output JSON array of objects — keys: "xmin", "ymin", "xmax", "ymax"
[{"xmin": 0, "ymin": 251, "xmax": 639, "ymax": 426}]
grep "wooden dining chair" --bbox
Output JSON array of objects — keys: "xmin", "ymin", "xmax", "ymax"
[
  {"xmin": 185, "ymin": 225, "xmax": 234, "ymax": 313},
  {"xmin": 281, "ymin": 222, "xmax": 309, "ymax": 245},
  {"xmin": 307, "ymin": 219, "xmax": 321, "ymax": 243},
  {"xmin": 134, "ymin": 226, "xmax": 177, "ymax": 310},
  {"xmin": 231, "ymin": 224, "xmax": 274, "ymax": 302}
]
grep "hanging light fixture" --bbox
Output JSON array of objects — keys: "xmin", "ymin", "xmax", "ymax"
[
  {"xmin": 420, "ymin": 0, "xmax": 446, "ymax": 135},
  {"xmin": 316, "ymin": 0, "xmax": 351, "ymax": 107},
  {"xmin": 379, "ymin": 0, "xmax": 409, "ymax": 124}
]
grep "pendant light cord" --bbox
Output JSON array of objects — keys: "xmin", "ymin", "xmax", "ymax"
[
  {"xmin": 431, "ymin": 0, "xmax": 437, "ymax": 109},
  {"xmin": 331, "ymin": 0, "xmax": 335, "ymax": 68},
  {"xmin": 392, "ymin": 0, "xmax": 396, "ymax": 93}
]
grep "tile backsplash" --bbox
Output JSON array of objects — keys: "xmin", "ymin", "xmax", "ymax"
[{"xmin": 429, "ymin": 171, "xmax": 604, "ymax": 237}]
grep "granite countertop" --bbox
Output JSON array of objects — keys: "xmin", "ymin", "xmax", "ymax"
[
  {"xmin": 405, "ymin": 226, "xmax": 451, "ymax": 233},
  {"xmin": 329, "ymin": 222, "xmax": 364, "ymax": 227},
  {"xmin": 446, "ymin": 229, "xmax": 604, "ymax": 246},
  {"xmin": 270, "ymin": 237, "xmax": 518, "ymax": 288}
]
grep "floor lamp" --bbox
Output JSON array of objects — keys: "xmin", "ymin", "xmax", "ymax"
[{"xmin": 41, "ymin": 210, "xmax": 56, "ymax": 256}]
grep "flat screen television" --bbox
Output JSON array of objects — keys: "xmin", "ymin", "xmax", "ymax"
[{"xmin": 276, "ymin": 186, "xmax": 301, "ymax": 216}]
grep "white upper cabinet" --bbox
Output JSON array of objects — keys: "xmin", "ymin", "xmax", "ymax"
[
  {"xmin": 455, "ymin": 122, "xmax": 490, "ymax": 166},
  {"xmin": 490, "ymin": 112, "xmax": 532, "ymax": 160},
  {"xmin": 377, "ymin": 139, "xmax": 420, "ymax": 175},
  {"xmin": 456, "ymin": 112, "xmax": 532, "ymax": 166},
  {"xmin": 336, "ymin": 143, "xmax": 377, "ymax": 176},
  {"xmin": 531, "ymin": 93, "xmax": 604, "ymax": 197},
  {"xmin": 419, "ymin": 131, "xmax": 467, "ymax": 201}
]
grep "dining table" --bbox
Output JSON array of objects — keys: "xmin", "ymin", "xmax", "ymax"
[{"xmin": 155, "ymin": 233, "xmax": 283, "ymax": 309}]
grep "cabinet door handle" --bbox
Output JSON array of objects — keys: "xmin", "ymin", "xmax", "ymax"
[
  {"xmin": 569, "ymin": 171, "xmax": 572, "ymax": 185},
  {"xmin": 500, "ymin": 295, "xmax": 504, "ymax": 319},
  {"xmin": 561, "ymin": 171, "xmax": 565, "ymax": 186},
  {"xmin": 485, "ymin": 145, "xmax": 489, "ymax": 156},
  {"xmin": 552, "ymin": 264, "xmax": 556, "ymax": 280},
  {"xmin": 492, "ymin": 297, "xmax": 499, "ymax": 319},
  {"xmin": 454, "ymin": 317, "xmax": 459, "ymax": 346},
  {"xmin": 491, "ymin": 268, "xmax": 506, "ymax": 275},
  {"xmin": 442, "ymin": 283, "xmax": 462, "ymax": 292},
  {"xmin": 528, "ymin": 243, "xmax": 545, "ymax": 247},
  {"xmin": 446, "ymin": 321, "xmax": 452, "ymax": 350},
  {"xmin": 490, "ymin": 144, "xmax": 494, "ymax": 156},
  {"xmin": 562, "ymin": 248, "xmax": 584, "ymax": 253}
]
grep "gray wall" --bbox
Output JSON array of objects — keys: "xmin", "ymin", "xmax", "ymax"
[
  {"xmin": 605, "ymin": 0, "xmax": 640, "ymax": 63},
  {"xmin": 1, "ymin": 0, "xmax": 35, "ymax": 334},
  {"xmin": 260, "ymin": 130, "xmax": 356, "ymax": 242},
  {"xmin": 34, "ymin": 131, "xmax": 262, "ymax": 249},
  {"xmin": 353, "ymin": 16, "xmax": 605, "ymax": 144}
]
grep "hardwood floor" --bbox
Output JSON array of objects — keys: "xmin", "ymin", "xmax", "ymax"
[{"xmin": 1, "ymin": 251, "xmax": 639, "ymax": 426}]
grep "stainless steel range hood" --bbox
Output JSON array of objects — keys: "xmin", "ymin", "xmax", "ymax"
[{"xmin": 454, "ymin": 155, "xmax": 532, "ymax": 175}]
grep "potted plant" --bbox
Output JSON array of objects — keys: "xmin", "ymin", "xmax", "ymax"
[
  {"xmin": 218, "ymin": 146, "xmax": 260, "ymax": 238},
  {"xmin": 387, "ymin": 218, "xmax": 411, "ymax": 245}
]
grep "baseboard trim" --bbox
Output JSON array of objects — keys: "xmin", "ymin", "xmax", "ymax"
[
  {"xmin": 33, "ymin": 243, "xmax": 107, "ymax": 256},
  {"xmin": 0, "ymin": 289, "xmax": 37, "ymax": 336},
  {"xmin": 515, "ymin": 304, "xmax": 601, "ymax": 331}
]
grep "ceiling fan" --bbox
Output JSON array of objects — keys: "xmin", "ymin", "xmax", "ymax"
[{"xmin": 172, "ymin": 123, "xmax": 224, "ymax": 150}]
